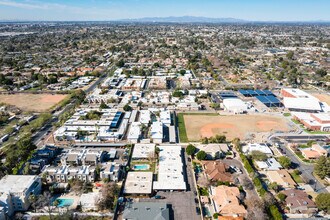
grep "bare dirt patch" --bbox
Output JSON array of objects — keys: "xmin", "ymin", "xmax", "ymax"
[
  {"xmin": 313, "ymin": 93, "xmax": 330, "ymax": 105},
  {"xmin": 0, "ymin": 93, "xmax": 67, "ymax": 112},
  {"xmin": 184, "ymin": 114, "xmax": 290, "ymax": 141}
]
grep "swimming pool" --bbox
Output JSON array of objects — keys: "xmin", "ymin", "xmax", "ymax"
[
  {"xmin": 54, "ymin": 198, "xmax": 74, "ymax": 207},
  {"xmin": 134, "ymin": 164, "xmax": 150, "ymax": 170}
]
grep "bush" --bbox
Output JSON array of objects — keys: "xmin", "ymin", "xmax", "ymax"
[
  {"xmin": 277, "ymin": 193, "xmax": 287, "ymax": 202},
  {"xmin": 268, "ymin": 204, "xmax": 283, "ymax": 220},
  {"xmin": 213, "ymin": 213, "xmax": 219, "ymax": 219}
]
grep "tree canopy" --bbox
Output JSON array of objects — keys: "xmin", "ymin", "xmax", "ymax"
[
  {"xmin": 196, "ymin": 150, "xmax": 207, "ymax": 160},
  {"xmin": 278, "ymin": 156, "xmax": 291, "ymax": 169},
  {"xmin": 315, "ymin": 193, "xmax": 330, "ymax": 214},
  {"xmin": 186, "ymin": 144, "xmax": 196, "ymax": 156},
  {"xmin": 314, "ymin": 156, "xmax": 330, "ymax": 179},
  {"xmin": 250, "ymin": 150, "xmax": 268, "ymax": 161}
]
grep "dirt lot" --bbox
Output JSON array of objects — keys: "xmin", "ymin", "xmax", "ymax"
[
  {"xmin": 0, "ymin": 93, "xmax": 67, "ymax": 112},
  {"xmin": 184, "ymin": 114, "xmax": 290, "ymax": 141},
  {"xmin": 313, "ymin": 93, "xmax": 330, "ymax": 105}
]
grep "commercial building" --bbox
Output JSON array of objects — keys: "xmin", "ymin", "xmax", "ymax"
[
  {"xmin": 292, "ymin": 112, "xmax": 330, "ymax": 131},
  {"xmin": 223, "ymin": 98, "xmax": 248, "ymax": 114},
  {"xmin": 0, "ymin": 175, "xmax": 42, "ymax": 217},
  {"xmin": 282, "ymin": 88, "xmax": 322, "ymax": 113},
  {"xmin": 153, "ymin": 145, "xmax": 186, "ymax": 191}
]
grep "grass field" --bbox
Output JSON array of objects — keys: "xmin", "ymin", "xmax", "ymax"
[
  {"xmin": 0, "ymin": 93, "xmax": 68, "ymax": 112},
  {"xmin": 177, "ymin": 113, "xmax": 188, "ymax": 142},
  {"xmin": 183, "ymin": 114, "xmax": 290, "ymax": 141}
]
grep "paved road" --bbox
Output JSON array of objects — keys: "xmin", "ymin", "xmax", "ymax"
[
  {"xmin": 278, "ymin": 143, "xmax": 328, "ymax": 193},
  {"xmin": 32, "ymin": 67, "xmax": 111, "ymax": 147}
]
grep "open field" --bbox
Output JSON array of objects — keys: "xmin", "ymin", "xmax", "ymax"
[
  {"xmin": 183, "ymin": 114, "xmax": 291, "ymax": 141},
  {"xmin": 0, "ymin": 93, "xmax": 68, "ymax": 112},
  {"xmin": 313, "ymin": 93, "xmax": 330, "ymax": 105}
]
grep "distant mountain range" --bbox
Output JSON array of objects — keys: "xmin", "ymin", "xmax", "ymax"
[
  {"xmin": 119, "ymin": 16, "xmax": 247, "ymax": 23},
  {"xmin": 0, "ymin": 16, "xmax": 329, "ymax": 24}
]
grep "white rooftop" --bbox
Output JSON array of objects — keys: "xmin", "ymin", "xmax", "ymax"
[
  {"xmin": 242, "ymin": 143, "xmax": 273, "ymax": 155},
  {"xmin": 132, "ymin": 143, "xmax": 156, "ymax": 159},
  {"xmin": 153, "ymin": 145, "xmax": 186, "ymax": 191},
  {"xmin": 255, "ymin": 158, "xmax": 282, "ymax": 171},
  {"xmin": 0, "ymin": 175, "xmax": 39, "ymax": 193},
  {"xmin": 283, "ymin": 97, "xmax": 322, "ymax": 112},
  {"xmin": 124, "ymin": 172, "xmax": 153, "ymax": 194}
]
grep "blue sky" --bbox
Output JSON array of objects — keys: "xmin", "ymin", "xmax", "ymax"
[{"xmin": 0, "ymin": 0, "xmax": 329, "ymax": 21}]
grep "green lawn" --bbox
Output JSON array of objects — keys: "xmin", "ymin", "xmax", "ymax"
[
  {"xmin": 177, "ymin": 113, "xmax": 188, "ymax": 142},
  {"xmin": 283, "ymin": 113, "xmax": 291, "ymax": 117},
  {"xmin": 290, "ymin": 172, "xmax": 303, "ymax": 183},
  {"xmin": 303, "ymin": 129, "xmax": 330, "ymax": 134}
]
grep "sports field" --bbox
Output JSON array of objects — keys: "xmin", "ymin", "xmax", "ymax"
[
  {"xmin": 183, "ymin": 114, "xmax": 290, "ymax": 141},
  {"xmin": 0, "ymin": 93, "xmax": 68, "ymax": 112},
  {"xmin": 313, "ymin": 93, "xmax": 330, "ymax": 105}
]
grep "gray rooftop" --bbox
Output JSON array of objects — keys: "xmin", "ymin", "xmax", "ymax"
[{"xmin": 123, "ymin": 202, "xmax": 170, "ymax": 220}]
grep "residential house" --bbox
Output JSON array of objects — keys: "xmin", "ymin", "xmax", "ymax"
[
  {"xmin": 282, "ymin": 189, "xmax": 317, "ymax": 214},
  {"xmin": 266, "ymin": 170, "xmax": 297, "ymax": 189},
  {"xmin": 202, "ymin": 161, "xmax": 233, "ymax": 183},
  {"xmin": 211, "ymin": 185, "xmax": 247, "ymax": 217},
  {"xmin": 255, "ymin": 158, "xmax": 283, "ymax": 171},
  {"xmin": 198, "ymin": 144, "xmax": 230, "ymax": 159},
  {"xmin": 301, "ymin": 143, "xmax": 328, "ymax": 160}
]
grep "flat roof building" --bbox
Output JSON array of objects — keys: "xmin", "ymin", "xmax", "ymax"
[
  {"xmin": 124, "ymin": 172, "xmax": 153, "ymax": 195},
  {"xmin": 153, "ymin": 145, "xmax": 186, "ymax": 191},
  {"xmin": 0, "ymin": 175, "xmax": 42, "ymax": 217},
  {"xmin": 132, "ymin": 144, "xmax": 156, "ymax": 160}
]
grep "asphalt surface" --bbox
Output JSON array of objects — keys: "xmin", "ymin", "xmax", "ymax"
[{"xmin": 278, "ymin": 143, "xmax": 328, "ymax": 193}]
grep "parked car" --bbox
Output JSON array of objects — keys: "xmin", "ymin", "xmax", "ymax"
[{"xmin": 152, "ymin": 195, "xmax": 165, "ymax": 199}]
